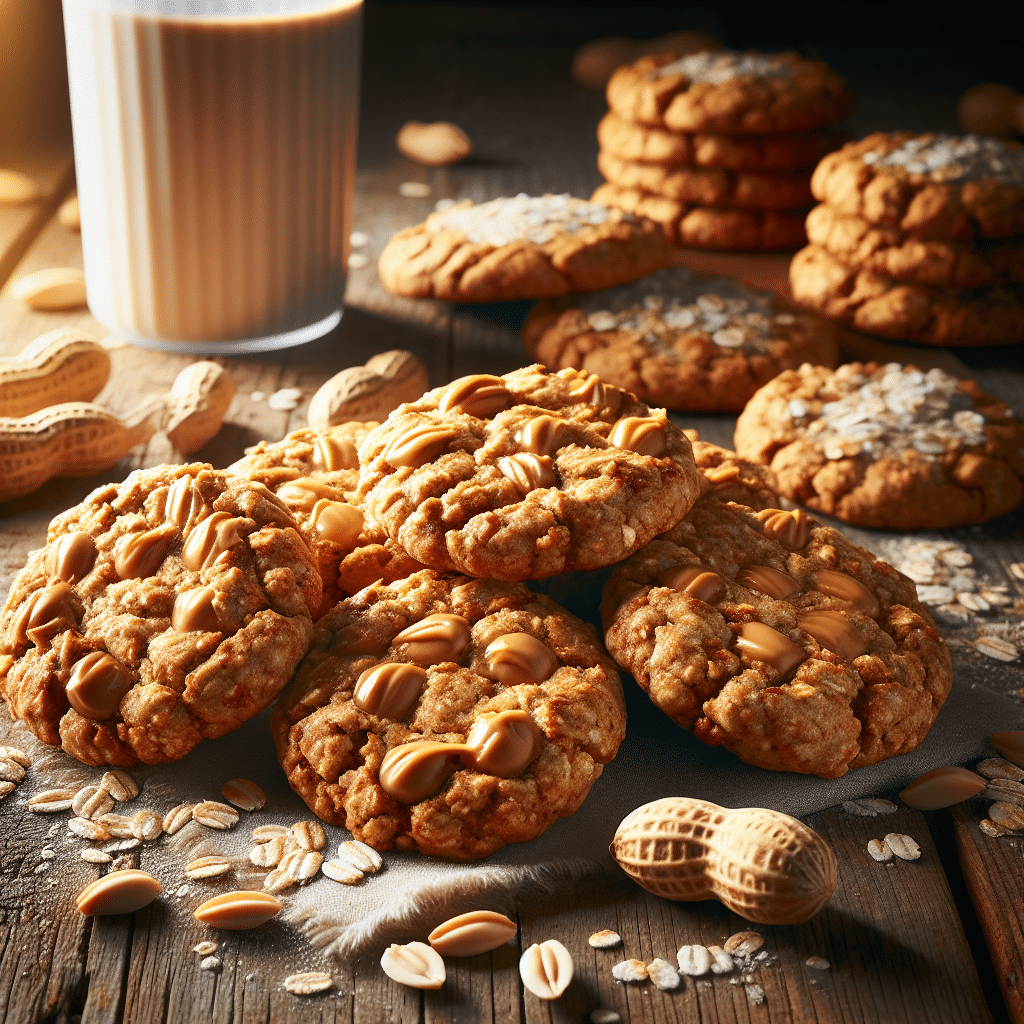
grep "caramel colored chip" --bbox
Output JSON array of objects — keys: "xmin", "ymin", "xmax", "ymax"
[
  {"xmin": 798, "ymin": 610, "xmax": 867, "ymax": 662},
  {"xmin": 384, "ymin": 423, "xmax": 459, "ymax": 468},
  {"xmin": 609, "ymin": 416, "xmax": 667, "ymax": 457},
  {"xmin": 77, "ymin": 869, "xmax": 161, "ymax": 915},
  {"xmin": 165, "ymin": 476, "xmax": 207, "ymax": 533},
  {"xmin": 737, "ymin": 565, "xmax": 800, "ymax": 600},
  {"xmin": 353, "ymin": 662, "xmax": 427, "ymax": 720},
  {"xmin": 900, "ymin": 766, "xmax": 986, "ymax": 810},
  {"xmin": 428, "ymin": 910, "xmax": 517, "ymax": 957},
  {"xmin": 381, "ymin": 942, "xmax": 446, "ymax": 989},
  {"xmin": 484, "ymin": 633, "xmax": 558, "ymax": 686},
  {"xmin": 496, "ymin": 453, "xmax": 558, "ymax": 493},
  {"xmin": 517, "ymin": 415, "xmax": 569, "ymax": 457},
  {"xmin": 520, "ymin": 940, "xmax": 573, "ymax": 1000},
  {"xmin": 463, "ymin": 711, "xmax": 545, "ymax": 777},
  {"xmin": 66, "ymin": 652, "xmax": 135, "ymax": 720},
  {"xmin": 734, "ymin": 622, "xmax": 805, "ymax": 679},
  {"xmin": 14, "ymin": 581, "xmax": 78, "ymax": 646},
  {"xmin": 992, "ymin": 732, "xmax": 1024, "ymax": 769},
  {"xmin": 438, "ymin": 374, "xmax": 512, "ymax": 418},
  {"xmin": 393, "ymin": 613, "xmax": 471, "ymax": 665},
  {"xmin": 222, "ymin": 778, "xmax": 266, "ymax": 812},
  {"xmin": 113, "ymin": 526, "xmax": 175, "ymax": 579},
  {"xmin": 313, "ymin": 433, "xmax": 360, "ymax": 472},
  {"xmin": 44, "ymin": 532, "xmax": 96, "ymax": 583},
  {"xmin": 814, "ymin": 570, "xmax": 880, "ymax": 618},
  {"xmin": 758, "ymin": 508, "xmax": 810, "ymax": 550},
  {"xmin": 195, "ymin": 890, "xmax": 282, "ymax": 929},
  {"xmin": 310, "ymin": 499, "xmax": 364, "ymax": 549},
  {"xmin": 379, "ymin": 741, "xmax": 462, "ymax": 803},
  {"xmin": 657, "ymin": 563, "xmax": 726, "ymax": 603},
  {"xmin": 171, "ymin": 586, "xmax": 222, "ymax": 634},
  {"xmin": 181, "ymin": 512, "xmax": 247, "ymax": 571},
  {"xmin": 277, "ymin": 477, "xmax": 345, "ymax": 512}
]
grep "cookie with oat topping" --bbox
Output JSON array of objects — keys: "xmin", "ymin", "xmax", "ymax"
[
  {"xmin": 377, "ymin": 193, "xmax": 670, "ymax": 302},
  {"xmin": 522, "ymin": 267, "xmax": 839, "ymax": 413},
  {"xmin": 733, "ymin": 362, "xmax": 1024, "ymax": 529},
  {"xmin": 354, "ymin": 365, "xmax": 702, "ymax": 580},
  {"xmin": 0, "ymin": 465, "xmax": 320, "ymax": 766},
  {"xmin": 601, "ymin": 497, "xmax": 952, "ymax": 777},
  {"xmin": 271, "ymin": 570, "xmax": 626, "ymax": 859},
  {"xmin": 606, "ymin": 51, "xmax": 851, "ymax": 135}
]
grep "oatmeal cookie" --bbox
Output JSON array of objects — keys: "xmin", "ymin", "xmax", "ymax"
[
  {"xmin": 733, "ymin": 362, "xmax": 1024, "ymax": 529},
  {"xmin": 593, "ymin": 183, "xmax": 809, "ymax": 251},
  {"xmin": 598, "ymin": 151, "xmax": 813, "ymax": 210},
  {"xmin": 522, "ymin": 266, "xmax": 838, "ymax": 413},
  {"xmin": 0, "ymin": 465, "xmax": 321, "ymax": 766},
  {"xmin": 810, "ymin": 133, "xmax": 1024, "ymax": 238},
  {"xmin": 790, "ymin": 243, "xmax": 1024, "ymax": 346},
  {"xmin": 227, "ymin": 424, "xmax": 424, "ymax": 615},
  {"xmin": 354, "ymin": 365, "xmax": 702, "ymax": 581},
  {"xmin": 606, "ymin": 51, "xmax": 851, "ymax": 135},
  {"xmin": 377, "ymin": 193, "xmax": 670, "ymax": 301},
  {"xmin": 805, "ymin": 203, "xmax": 1024, "ymax": 289},
  {"xmin": 597, "ymin": 113, "xmax": 842, "ymax": 171},
  {"xmin": 271, "ymin": 570, "xmax": 626, "ymax": 859},
  {"xmin": 601, "ymin": 498, "xmax": 952, "ymax": 777}
]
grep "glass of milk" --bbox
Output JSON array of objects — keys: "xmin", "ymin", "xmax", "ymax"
[{"xmin": 62, "ymin": 0, "xmax": 363, "ymax": 353}]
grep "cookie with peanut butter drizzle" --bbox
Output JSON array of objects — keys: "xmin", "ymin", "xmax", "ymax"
[
  {"xmin": 271, "ymin": 569, "xmax": 626, "ymax": 859},
  {"xmin": 227, "ymin": 423, "xmax": 425, "ymax": 615},
  {"xmin": 0, "ymin": 464, "xmax": 320, "ymax": 766},
  {"xmin": 601, "ymin": 498, "xmax": 952, "ymax": 777},
  {"xmin": 355, "ymin": 365, "xmax": 702, "ymax": 581}
]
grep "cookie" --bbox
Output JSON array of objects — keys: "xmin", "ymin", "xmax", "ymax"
[
  {"xmin": 354, "ymin": 365, "xmax": 702, "ymax": 581},
  {"xmin": 598, "ymin": 151, "xmax": 814, "ymax": 210},
  {"xmin": 601, "ymin": 498, "xmax": 953, "ymax": 777},
  {"xmin": 790, "ymin": 243, "xmax": 1024, "ymax": 346},
  {"xmin": 733, "ymin": 361, "xmax": 1024, "ymax": 529},
  {"xmin": 377, "ymin": 193, "xmax": 671, "ymax": 301},
  {"xmin": 805, "ymin": 203, "xmax": 1024, "ymax": 289},
  {"xmin": 522, "ymin": 266, "xmax": 839, "ymax": 413},
  {"xmin": 597, "ymin": 113, "xmax": 841, "ymax": 171},
  {"xmin": 592, "ymin": 183, "xmax": 809, "ymax": 251},
  {"xmin": 688, "ymin": 434, "xmax": 780, "ymax": 510},
  {"xmin": 271, "ymin": 570, "xmax": 626, "ymax": 859},
  {"xmin": 606, "ymin": 51, "xmax": 851, "ymax": 134},
  {"xmin": 0, "ymin": 465, "xmax": 321, "ymax": 766},
  {"xmin": 226, "ymin": 424, "xmax": 424, "ymax": 614},
  {"xmin": 810, "ymin": 133, "xmax": 1024, "ymax": 238}
]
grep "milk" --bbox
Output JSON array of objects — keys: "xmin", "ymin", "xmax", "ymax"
[{"xmin": 62, "ymin": 0, "xmax": 363, "ymax": 352}]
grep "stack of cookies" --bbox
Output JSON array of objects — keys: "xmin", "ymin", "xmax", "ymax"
[
  {"xmin": 593, "ymin": 50, "xmax": 852, "ymax": 251},
  {"xmin": 791, "ymin": 133, "xmax": 1024, "ymax": 346}
]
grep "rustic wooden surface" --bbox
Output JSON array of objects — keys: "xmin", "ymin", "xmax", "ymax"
[{"xmin": 1, "ymin": 4, "xmax": 1023, "ymax": 1023}]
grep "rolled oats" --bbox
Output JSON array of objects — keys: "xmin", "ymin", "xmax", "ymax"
[
  {"xmin": 250, "ymin": 837, "xmax": 286, "ymax": 868},
  {"xmin": 842, "ymin": 798, "xmax": 897, "ymax": 817},
  {"xmin": 989, "ymin": 802, "xmax": 1024, "ymax": 830},
  {"xmin": 131, "ymin": 809, "xmax": 163, "ymax": 841},
  {"xmin": 80, "ymin": 849, "xmax": 113, "ymax": 864},
  {"xmin": 185, "ymin": 856, "xmax": 233, "ymax": 880},
  {"xmin": 0, "ymin": 746, "xmax": 30, "ymax": 767},
  {"xmin": 193, "ymin": 801, "xmax": 240, "ymax": 829},
  {"xmin": 72, "ymin": 786, "xmax": 115, "ymax": 820},
  {"xmin": 221, "ymin": 778, "xmax": 266, "ymax": 812},
  {"xmin": 981, "ymin": 818, "xmax": 1013, "ymax": 837},
  {"xmin": 284, "ymin": 972, "xmax": 334, "ymax": 994},
  {"xmin": 867, "ymin": 839, "xmax": 892, "ymax": 862},
  {"xmin": 884, "ymin": 833, "xmax": 922, "ymax": 860},
  {"xmin": 647, "ymin": 958, "xmax": 681, "ymax": 990},
  {"xmin": 335, "ymin": 839, "xmax": 382, "ymax": 873},
  {"xmin": 103, "ymin": 838, "xmax": 141, "ymax": 853},
  {"xmin": 588, "ymin": 929, "xmax": 622, "ymax": 949},
  {"xmin": 98, "ymin": 813, "xmax": 135, "ymax": 839},
  {"xmin": 322, "ymin": 859, "xmax": 364, "ymax": 885},
  {"xmin": 193, "ymin": 942, "xmax": 219, "ymax": 955},
  {"xmin": 677, "ymin": 944, "xmax": 713, "ymax": 976},
  {"xmin": 984, "ymin": 779, "xmax": 1024, "ymax": 805},
  {"xmin": 0, "ymin": 781, "xmax": 15, "ymax": 799},
  {"xmin": 0, "ymin": 758, "xmax": 27, "ymax": 783},
  {"xmin": 806, "ymin": 955, "xmax": 831, "ymax": 970},
  {"xmin": 612, "ymin": 959, "xmax": 648, "ymax": 983},
  {"xmin": 291, "ymin": 820, "xmax": 326, "ymax": 851},
  {"xmin": 100, "ymin": 770, "xmax": 138, "ymax": 801},
  {"xmin": 976, "ymin": 636, "xmax": 1019, "ymax": 662},
  {"xmin": 252, "ymin": 824, "xmax": 290, "ymax": 843},
  {"xmin": 725, "ymin": 931, "xmax": 763, "ymax": 956},
  {"xmin": 163, "ymin": 803, "xmax": 196, "ymax": 835},
  {"xmin": 977, "ymin": 757, "xmax": 1024, "ymax": 781},
  {"xmin": 68, "ymin": 817, "xmax": 111, "ymax": 841}
]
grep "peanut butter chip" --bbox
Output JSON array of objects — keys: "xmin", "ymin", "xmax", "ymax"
[
  {"xmin": 380, "ymin": 942, "xmax": 446, "ymax": 989},
  {"xmin": 657, "ymin": 563, "xmax": 726, "ymax": 603},
  {"xmin": 353, "ymin": 662, "xmax": 427, "ymax": 719},
  {"xmin": 899, "ymin": 766, "xmax": 985, "ymax": 810},
  {"xmin": 438, "ymin": 374, "xmax": 512, "ymax": 418},
  {"xmin": 496, "ymin": 453, "xmax": 557, "ymax": 493},
  {"xmin": 734, "ymin": 622, "xmax": 805, "ymax": 679},
  {"xmin": 76, "ymin": 869, "xmax": 162, "ymax": 916},
  {"xmin": 172, "ymin": 586, "xmax": 221, "ymax": 633},
  {"xmin": 309, "ymin": 499, "xmax": 364, "ymax": 549},
  {"xmin": 393, "ymin": 613, "xmax": 471, "ymax": 665},
  {"xmin": 737, "ymin": 565, "xmax": 801, "ymax": 600},
  {"xmin": 276, "ymin": 477, "xmax": 345, "ymax": 512},
  {"xmin": 379, "ymin": 741, "xmax": 464, "ymax": 804},
  {"xmin": 518, "ymin": 415, "xmax": 569, "ymax": 457},
  {"xmin": 45, "ymin": 532, "xmax": 96, "ymax": 583},
  {"xmin": 428, "ymin": 910, "xmax": 517, "ymax": 957},
  {"xmin": 484, "ymin": 633, "xmax": 559, "ymax": 686},
  {"xmin": 463, "ymin": 711, "xmax": 544, "ymax": 777},
  {"xmin": 66, "ymin": 652, "xmax": 135, "ymax": 720},
  {"xmin": 182, "ymin": 512, "xmax": 248, "ymax": 571},
  {"xmin": 798, "ymin": 610, "xmax": 867, "ymax": 662},
  {"xmin": 814, "ymin": 570, "xmax": 881, "ymax": 618},
  {"xmin": 993, "ymin": 732, "xmax": 1024, "ymax": 768},
  {"xmin": 194, "ymin": 891, "xmax": 282, "ymax": 930},
  {"xmin": 758, "ymin": 508, "xmax": 811, "ymax": 551},
  {"xmin": 568, "ymin": 373, "xmax": 611, "ymax": 409},
  {"xmin": 164, "ymin": 476, "xmax": 206, "ymax": 533},
  {"xmin": 113, "ymin": 526, "xmax": 175, "ymax": 579},
  {"xmin": 16, "ymin": 581, "xmax": 77, "ymax": 646},
  {"xmin": 609, "ymin": 416, "xmax": 667, "ymax": 457},
  {"xmin": 313, "ymin": 433, "xmax": 359, "ymax": 472},
  {"xmin": 385, "ymin": 423, "xmax": 459, "ymax": 468}
]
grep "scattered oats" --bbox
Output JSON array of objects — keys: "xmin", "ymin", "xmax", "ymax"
[
  {"xmin": 989, "ymin": 802, "xmax": 1024, "ymax": 829},
  {"xmin": 336, "ymin": 840, "xmax": 383, "ymax": 873},
  {"xmin": 68, "ymin": 817, "xmax": 111, "ymax": 841},
  {"xmin": 185, "ymin": 856, "xmax": 233, "ymax": 880},
  {"xmin": 40, "ymin": 848, "xmax": 56, "ymax": 861},
  {"xmin": 268, "ymin": 388, "xmax": 303, "ymax": 412},
  {"xmin": 398, "ymin": 181, "xmax": 431, "ymax": 198},
  {"xmin": 884, "ymin": 833, "xmax": 921, "ymax": 860},
  {"xmin": 745, "ymin": 983, "xmax": 765, "ymax": 1006},
  {"xmin": 935, "ymin": 603, "xmax": 971, "ymax": 624},
  {"xmin": 589, "ymin": 1011, "xmax": 621, "ymax": 1024},
  {"xmin": 648, "ymin": 958, "xmax": 681, "ymax": 990},
  {"xmin": 588, "ymin": 929, "xmax": 622, "ymax": 949},
  {"xmin": 0, "ymin": 759, "xmax": 27, "ymax": 783},
  {"xmin": 252, "ymin": 824, "xmax": 290, "ymax": 843},
  {"xmin": 131, "ymin": 809, "xmax": 163, "ymax": 841},
  {"xmin": 976, "ymin": 636, "xmax": 1018, "ymax": 662},
  {"xmin": 264, "ymin": 856, "xmax": 300, "ymax": 894},
  {"xmin": 291, "ymin": 820, "xmax": 326, "ymax": 852},
  {"xmin": 163, "ymin": 803, "xmax": 196, "ymax": 835},
  {"xmin": 322, "ymin": 859, "xmax": 364, "ymax": 884},
  {"xmin": 677, "ymin": 944, "xmax": 713, "ymax": 976},
  {"xmin": 176, "ymin": 885, "xmax": 190, "ymax": 897},
  {"xmin": 981, "ymin": 818, "xmax": 1013, "ymax": 837},
  {"xmin": 100, "ymin": 770, "xmax": 138, "ymax": 801},
  {"xmin": 842, "ymin": 797, "xmax": 897, "ymax": 817},
  {"xmin": 292, "ymin": 849, "xmax": 323, "ymax": 883},
  {"xmin": 0, "ymin": 746, "xmax": 30, "ymax": 767},
  {"xmin": 34, "ymin": 862, "xmax": 51, "ymax": 875},
  {"xmin": 98, "ymin": 813, "xmax": 135, "ymax": 839},
  {"xmin": 80, "ymin": 849, "xmax": 112, "ymax": 864},
  {"xmin": 72, "ymin": 786, "xmax": 114, "ymax": 820},
  {"xmin": 956, "ymin": 592, "xmax": 990, "ymax": 612},
  {"xmin": 250, "ymin": 391, "xmax": 265, "ymax": 402},
  {"xmin": 981, "ymin": 588, "xmax": 1013, "ymax": 607},
  {"xmin": 984, "ymin": 778, "xmax": 1024, "ymax": 805},
  {"xmin": 707, "ymin": 946, "xmax": 735, "ymax": 974},
  {"xmin": 200, "ymin": 956, "xmax": 221, "ymax": 972},
  {"xmin": 284, "ymin": 972, "xmax": 334, "ymax": 995},
  {"xmin": 978, "ymin": 757, "xmax": 1024, "ymax": 781},
  {"xmin": 347, "ymin": 252, "xmax": 369, "ymax": 269},
  {"xmin": 916, "ymin": 584, "xmax": 955, "ymax": 605},
  {"xmin": 349, "ymin": 230, "xmax": 369, "ymax": 247},
  {"xmin": 102, "ymin": 837, "xmax": 141, "ymax": 853},
  {"xmin": 110, "ymin": 854, "xmax": 134, "ymax": 871},
  {"xmin": 612, "ymin": 959, "xmax": 648, "ymax": 983},
  {"xmin": 194, "ymin": 942, "xmax": 219, "ymax": 956},
  {"xmin": 806, "ymin": 956, "xmax": 830, "ymax": 970},
  {"xmin": 0, "ymin": 781, "xmax": 14, "ymax": 799},
  {"xmin": 1009, "ymin": 562, "xmax": 1024, "ymax": 581},
  {"xmin": 867, "ymin": 839, "xmax": 892, "ymax": 862},
  {"xmin": 221, "ymin": 778, "xmax": 266, "ymax": 812},
  {"xmin": 194, "ymin": 801, "xmax": 240, "ymax": 829},
  {"xmin": 250, "ymin": 836, "xmax": 286, "ymax": 868},
  {"xmin": 725, "ymin": 931, "xmax": 763, "ymax": 956}
]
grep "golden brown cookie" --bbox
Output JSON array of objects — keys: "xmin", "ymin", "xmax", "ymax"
[
  {"xmin": 598, "ymin": 151, "xmax": 814, "ymax": 210},
  {"xmin": 606, "ymin": 51, "xmax": 851, "ymax": 134},
  {"xmin": 522, "ymin": 266, "xmax": 839, "ymax": 413},
  {"xmin": 226, "ymin": 424, "xmax": 425, "ymax": 615},
  {"xmin": 790, "ymin": 243, "xmax": 1024, "ymax": 346},
  {"xmin": 597, "ymin": 113, "xmax": 842, "ymax": 171},
  {"xmin": 593, "ymin": 182, "xmax": 809, "ymax": 251},
  {"xmin": 271, "ymin": 570, "xmax": 626, "ymax": 859},
  {"xmin": 805, "ymin": 203, "xmax": 1024, "ymax": 288},
  {"xmin": 377, "ymin": 193, "xmax": 670, "ymax": 301},
  {"xmin": 733, "ymin": 362, "xmax": 1024, "ymax": 528},
  {"xmin": 0, "ymin": 465, "xmax": 320, "ymax": 766},
  {"xmin": 601, "ymin": 498, "xmax": 952, "ymax": 777},
  {"xmin": 354, "ymin": 365, "xmax": 702, "ymax": 581},
  {"xmin": 810, "ymin": 133, "xmax": 1024, "ymax": 238}
]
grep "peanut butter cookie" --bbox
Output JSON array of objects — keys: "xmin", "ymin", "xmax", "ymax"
[
  {"xmin": 354, "ymin": 366, "xmax": 702, "ymax": 581},
  {"xmin": 377, "ymin": 193, "xmax": 670, "ymax": 301},
  {"xmin": 271, "ymin": 570, "xmax": 626, "ymax": 859},
  {"xmin": 606, "ymin": 51, "xmax": 851, "ymax": 135},
  {"xmin": 0, "ymin": 465, "xmax": 320, "ymax": 766},
  {"xmin": 601, "ymin": 498, "xmax": 952, "ymax": 777},
  {"xmin": 733, "ymin": 362, "xmax": 1024, "ymax": 529},
  {"xmin": 522, "ymin": 267, "xmax": 839, "ymax": 413}
]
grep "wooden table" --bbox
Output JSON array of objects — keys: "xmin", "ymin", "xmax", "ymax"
[{"xmin": 2, "ymin": 5, "xmax": 1023, "ymax": 1022}]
